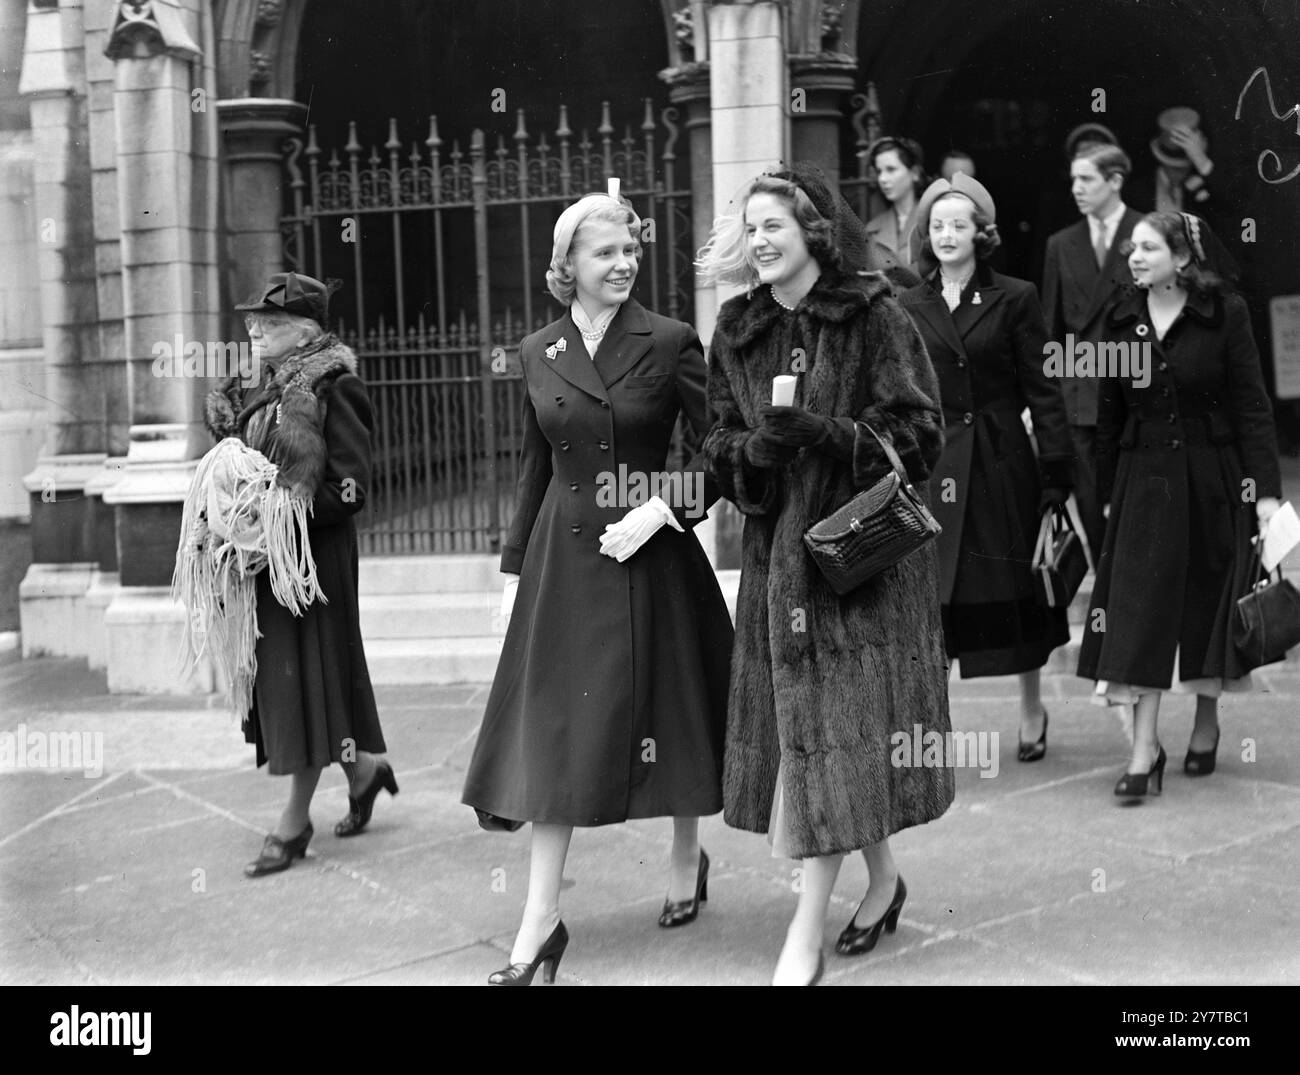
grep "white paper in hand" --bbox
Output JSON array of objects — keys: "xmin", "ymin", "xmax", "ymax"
[
  {"xmin": 772, "ymin": 376, "xmax": 797, "ymax": 406},
  {"xmin": 1261, "ymin": 500, "xmax": 1300, "ymax": 572}
]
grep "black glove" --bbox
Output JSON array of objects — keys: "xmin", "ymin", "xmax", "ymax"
[
  {"xmin": 759, "ymin": 404, "xmax": 833, "ymax": 447},
  {"xmin": 1038, "ymin": 487, "xmax": 1070, "ymax": 511},
  {"xmin": 743, "ymin": 428, "xmax": 800, "ymax": 468}
]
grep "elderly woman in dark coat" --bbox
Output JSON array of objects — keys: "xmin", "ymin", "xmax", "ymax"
[
  {"xmin": 461, "ymin": 186, "xmax": 733, "ymax": 985},
  {"xmin": 1078, "ymin": 212, "xmax": 1282, "ymax": 800},
  {"xmin": 698, "ymin": 167, "xmax": 953, "ymax": 986},
  {"xmin": 203, "ymin": 272, "xmax": 396, "ymax": 877},
  {"xmin": 899, "ymin": 174, "xmax": 1075, "ymax": 762}
]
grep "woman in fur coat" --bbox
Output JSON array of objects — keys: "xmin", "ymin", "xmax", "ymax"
[
  {"xmin": 204, "ymin": 272, "xmax": 396, "ymax": 878},
  {"xmin": 698, "ymin": 168, "xmax": 955, "ymax": 985}
]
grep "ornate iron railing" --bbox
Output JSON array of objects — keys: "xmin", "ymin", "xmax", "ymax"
[{"xmin": 281, "ymin": 99, "xmax": 693, "ymax": 554}]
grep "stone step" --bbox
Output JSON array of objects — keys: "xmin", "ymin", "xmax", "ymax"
[
  {"xmin": 358, "ymin": 554, "xmax": 502, "ymax": 595},
  {"xmin": 359, "ymin": 593, "xmax": 501, "ymax": 639},
  {"xmin": 366, "ymin": 637, "xmax": 504, "ymax": 685}
]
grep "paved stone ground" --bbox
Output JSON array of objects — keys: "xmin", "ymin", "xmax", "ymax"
[{"xmin": 3, "ymin": 649, "xmax": 1297, "ymax": 987}]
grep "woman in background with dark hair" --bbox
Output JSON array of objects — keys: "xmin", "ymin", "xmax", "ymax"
[
  {"xmin": 865, "ymin": 136, "xmax": 928, "ymax": 274},
  {"xmin": 900, "ymin": 174, "xmax": 1075, "ymax": 763},
  {"xmin": 1078, "ymin": 212, "xmax": 1282, "ymax": 800}
]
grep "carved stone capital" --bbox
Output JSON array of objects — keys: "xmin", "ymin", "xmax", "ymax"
[{"xmin": 105, "ymin": 0, "xmax": 201, "ymax": 62}]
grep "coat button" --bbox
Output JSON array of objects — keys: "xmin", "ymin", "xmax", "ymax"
[
  {"xmin": 962, "ymin": 412, "xmax": 973, "ymax": 425},
  {"xmin": 559, "ymin": 440, "xmax": 570, "ymax": 450},
  {"xmin": 569, "ymin": 482, "xmax": 579, "ymax": 492},
  {"xmin": 956, "ymin": 360, "xmax": 966, "ymax": 369},
  {"xmin": 600, "ymin": 400, "xmax": 610, "ymax": 409},
  {"xmin": 1167, "ymin": 414, "xmax": 1177, "ymax": 424},
  {"xmin": 570, "ymin": 524, "xmax": 581, "ymax": 534},
  {"xmin": 1158, "ymin": 362, "xmax": 1169, "ymax": 372},
  {"xmin": 1169, "ymin": 439, "xmax": 1181, "ymax": 449},
  {"xmin": 1161, "ymin": 387, "xmax": 1170, "ymax": 397},
  {"xmin": 598, "ymin": 439, "xmax": 609, "ymax": 450},
  {"xmin": 555, "ymin": 395, "xmax": 565, "ymax": 405}
]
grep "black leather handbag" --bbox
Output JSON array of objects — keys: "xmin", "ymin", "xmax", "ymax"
[
  {"xmin": 1233, "ymin": 536, "xmax": 1300, "ymax": 670},
  {"xmin": 803, "ymin": 421, "xmax": 941, "ymax": 595},
  {"xmin": 1031, "ymin": 504, "xmax": 1089, "ymax": 608}
]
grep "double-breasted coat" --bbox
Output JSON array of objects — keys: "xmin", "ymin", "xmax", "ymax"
[
  {"xmin": 900, "ymin": 264, "xmax": 1075, "ymax": 676},
  {"xmin": 204, "ymin": 337, "xmax": 386, "ymax": 774},
  {"xmin": 702, "ymin": 270, "xmax": 954, "ymax": 860},
  {"xmin": 1077, "ymin": 288, "xmax": 1282, "ymax": 687},
  {"xmin": 461, "ymin": 299, "xmax": 733, "ymax": 826}
]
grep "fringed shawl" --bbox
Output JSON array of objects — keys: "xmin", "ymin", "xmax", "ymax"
[{"xmin": 172, "ymin": 437, "xmax": 325, "ymax": 720}]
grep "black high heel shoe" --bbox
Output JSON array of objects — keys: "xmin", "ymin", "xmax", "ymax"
[
  {"xmin": 1018, "ymin": 708, "xmax": 1048, "ymax": 762},
  {"xmin": 1115, "ymin": 745, "xmax": 1166, "ymax": 800},
  {"xmin": 835, "ymin": 875, "xmax": 907, "ymax": 956},
  {"xmin": 487, "ymin": 921, "xmax": 568, "ymax": 986},
  {"xmin": 335, "ymin": 759, "xmax": 399, "ymax": 837},
  {"xmin": 244, "ymin": 821, "xmax": 313, "ymax": 878},
  {"xmin": 658, "ymin": 849, "xmax": 709, "ymax": 928},
  {"xmin": 1184, "ymin": 729, "xmax": 1221, "ymax": 776}
]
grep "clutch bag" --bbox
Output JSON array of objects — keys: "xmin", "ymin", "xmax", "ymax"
[
  {"xmin": 803, "ymin": 421, "xmax": 941, "ymax": 595},
  {"xmin": 1233, "ymin": 537, "xmax": 1300, "ymax": 671},
  {"xmin": 1031, "ymin": 504, "xmax": 1088, "ymax": 608}
]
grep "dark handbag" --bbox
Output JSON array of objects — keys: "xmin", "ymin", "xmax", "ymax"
[
  {"xmin": 1031, "ymin": 504, "xmax": 1088, "ymax": 608},
  {"xmin": 802, "ymin": 421, "xmax": 941, "ymax": 595},
  {"xmin": 1233, "ymin": 536, "xmax": 1300, "ymax": 670}
]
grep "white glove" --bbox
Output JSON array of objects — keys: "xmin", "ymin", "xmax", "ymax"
[
  {"xmin": 599, "ymin": 496, "xmax": 683, "ymax": 562},
  {"xmin": 1256, "ymin": 497, "xmax": 1281, "ymax": 533},
  {"xmin": 500, "ymin": 576, "xmax": 519, "ymax": 623}
]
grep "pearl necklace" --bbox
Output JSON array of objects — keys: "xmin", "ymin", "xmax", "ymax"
[
  {"xmin": 574, "ymin": 305, "xmax": 618, "ymax": 341},
  {"xmin": 770, "ymin": 286, "xmax": 798, "ymax": 311}
]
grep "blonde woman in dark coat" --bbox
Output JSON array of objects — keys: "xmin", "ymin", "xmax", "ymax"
[
  {"xmin": 698, "ymin": 167, "xmax": 954, "ymax": 986},
  {"xmin": 462, "ymin": 187, "xmax": 733, "ymax": 985}
]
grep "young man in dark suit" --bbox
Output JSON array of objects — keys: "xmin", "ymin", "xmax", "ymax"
[{"xmin": 1041, "ymin": 143, "xmax": 1146, "ymax": 564}]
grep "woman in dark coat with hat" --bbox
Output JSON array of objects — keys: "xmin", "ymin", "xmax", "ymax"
[
  {"xmin": 1078, "ymin": 212, "xmax": 1282, "ymax": 799},
  {"xmin": 899, "ymin": 174, "xmax": 1075, "ymax": 762},
  {"xmin": 203, "ymin": 272, "xmax": 397, "ymax": 877},
  {"xmin": 461, "ymin": 186, "xmax": 733, "ymax": 985},
  {"xmin": 698, "ymin": 167, "xmax": 953, "ymax": 986}
]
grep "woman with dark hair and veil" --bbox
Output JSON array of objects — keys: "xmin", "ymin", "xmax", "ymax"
[
  {"xmin": 698, "ymin": 166, "xmax": 954, "ymax": 985},
  {"xmin": 1078, "ymin": 212, "xmax": 1282, "ymax": 800}
]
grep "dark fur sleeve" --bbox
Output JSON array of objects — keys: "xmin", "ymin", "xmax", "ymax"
[
  {"xmin": 304, "ymin": 373, "xmax": 373, "ymax": 527},
  {"xmin": 851, "ymin": 297, "xmax": 945, "ymax": 487},
  {"xmin": 701, "ymin": 326, "xmax": 780, "ymax": 516}
]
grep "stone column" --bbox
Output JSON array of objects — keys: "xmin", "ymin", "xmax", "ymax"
[
  {"xmin": 216, "ymin": 97, "xmax": 305, "ymax": 329},
  {"xmin": 789, "ymin": 56, "xmax": 856, "ymax": 181},
  {"xmin": 17, "ymin": 0, "xmax": 108, "ymax": 657},
  {"xmin": 100, "ymin": 0, "xmax": 220, "ymax": 693}
]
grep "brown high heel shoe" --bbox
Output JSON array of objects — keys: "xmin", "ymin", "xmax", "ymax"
[
  {"xmin": 335, "ymin": 759, "xmax": 399, "ymax": 837},
  {"xmin": 487, "ymin": 921, "xmax": 568, "ymax": 986},
  {"xmin": 245, "ymin": 821, "xmax": 313, "ymax": 878}
]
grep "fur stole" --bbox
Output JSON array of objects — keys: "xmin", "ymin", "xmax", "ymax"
[{"xmin": 203, "ymin": 334, "xmax": 358, "ymax": 500}]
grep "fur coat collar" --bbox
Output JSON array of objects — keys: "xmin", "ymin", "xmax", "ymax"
[
  {"xmin": 203, "ymin": 334, "xmax": 358, "ymax": 499},
  {"xmin": 716, "ymin": 269, "xmax": 894, "ymax": 349}
]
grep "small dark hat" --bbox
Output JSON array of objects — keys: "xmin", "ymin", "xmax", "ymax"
[
  {"xmin": 236, "ymin": 271, "xmax": 337, "ymax": 327},
  {"xmin": 1064, "ymin": 122, "xmax": 1119, "ymax": 160}
]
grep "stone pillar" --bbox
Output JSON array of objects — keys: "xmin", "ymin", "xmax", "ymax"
[
  {"xmin": 0, "ymin": 0, "xmax": 45, "ymax": 526},
  {"xmin": 789, "ymin": 56, "xmax": 856, "ymax": 181},
  {"xmin": 705, "ymin": 0, "xmax": 786, "ymax": 338},
  {"xmin": 663, "ymin": 67, "xmax": 713, "ymax": 345},
  {"xmin": 100, "ymin": 0, "xmax": 220, "ymax": 693},
  {"xmin": 18, "ymin": 0, "xmax": 108, "ymax": 656},
  {"xmin": 704, "ymin": 0, "xmax": 786, "ymax": 571},
  {"xmin": 216, "ymin": 96, "xmax": 305, "ymax": 330}
]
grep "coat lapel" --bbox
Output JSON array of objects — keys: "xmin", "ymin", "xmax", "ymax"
[
  {"xmin": 910, "ymin": 283, "xmax": 968, "ymax": 361},
  {"xmin": 950, "ymin": 265, "xmax": 1003, "ymax": 339},
  {"xmin": 593, "ymin": 300, "xmax": 653, "ymax": 388},
  {"xmin": 541, "ymin": 315, "xmax": 606, "ymax": 402}
]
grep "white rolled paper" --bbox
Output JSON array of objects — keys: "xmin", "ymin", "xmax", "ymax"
[{"xmin": 772, "ymin": 375, "xmax": 797, "ymax": 406}]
